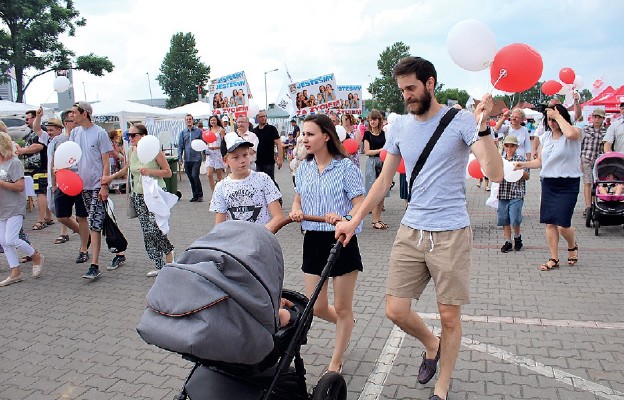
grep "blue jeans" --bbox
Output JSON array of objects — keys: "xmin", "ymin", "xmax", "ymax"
[
  {"xmin": 497, "ymin": 198, "xmax": 524, "ymax": 227},
  {"xmin": 184, "ymin": 161, "xmax": 203, "ymax": 199}
]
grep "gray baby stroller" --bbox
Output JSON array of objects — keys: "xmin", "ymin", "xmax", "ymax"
[{"xmin": 137, "ymin": 219, "xmax": 347, "ymax": 400}]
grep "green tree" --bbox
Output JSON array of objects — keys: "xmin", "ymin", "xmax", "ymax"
[
  {"xmin": 0, "ymin": 0, "xmax": 114, "ymax": 102},
  {"xmin": 368, "ymin": 42, "xmax": 410, "ymax": 114},
  {"xmin": 157, "ymin": 32, "xmax": 210, "ymax": 108},
  {"xmin": 435, "ymin": 86, "xmax": 470, "ymax": 107}
]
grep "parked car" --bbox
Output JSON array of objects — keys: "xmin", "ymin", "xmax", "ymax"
[{"xmin": 1, "ymin": 117, "xmax": 30, "ymax": 140}]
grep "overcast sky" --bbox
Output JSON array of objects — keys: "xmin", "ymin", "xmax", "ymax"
[{"xmin": 22, "ymin": 0, "xmax": 624, "ymax": 108}]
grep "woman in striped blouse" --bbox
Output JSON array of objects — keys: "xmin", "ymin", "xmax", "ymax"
[{"xmin": 289, "ymin": 114, "xmax": 365, "ymax": 375}]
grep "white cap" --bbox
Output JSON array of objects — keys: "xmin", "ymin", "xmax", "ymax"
[{"xmin": 221, "ymin": 132, "xmax": 253, "ymax": 156}]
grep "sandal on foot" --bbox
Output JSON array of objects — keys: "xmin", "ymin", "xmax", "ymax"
[
  {"xmin": 44, "ymin": 219, "xmax": 55, "ymax": 226},
  {"xmin": 372, "ymin": 221, "xmax": 388, "ymax": 230},
  {"xmin": 539, "ymin": 258, "xmax": 559, "ymax": 271},
  {"xmin": 567, "ymin": 243, "xmax": 578, "ymax": 265},
  {"xmin": 54, "ymin": 235, "xmax": 69, "ymax": 244},
  {"xmin": 32, "ymin": 221, "xmax": 46, "ymax": 230}
]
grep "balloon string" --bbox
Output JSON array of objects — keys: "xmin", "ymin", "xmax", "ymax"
[
  {"xmin": 474, "ymin": 69, "xmax": 508, "ymax": 139},
  {"xmin": 42, "ymin": 91, "xmax": 56, "ymax": 105}
]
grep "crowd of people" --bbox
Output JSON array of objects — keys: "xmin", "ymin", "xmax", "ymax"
[{"xmin": 2, "ymin": 55, "xmax": 624, "ymax": 400}]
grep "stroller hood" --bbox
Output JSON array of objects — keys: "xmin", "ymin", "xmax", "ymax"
[
  {"xmin": 593, "ymin": 152, "xmax": 624, "ymax": 181},
  {"xmin": 137, "ymin": 220, "xmax": 284, "ymax": 365}
]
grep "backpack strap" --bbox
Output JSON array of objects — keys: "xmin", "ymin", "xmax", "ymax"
[{"xmin": 407, "ymin": 107, "xmax": 460, "ymax": 202}]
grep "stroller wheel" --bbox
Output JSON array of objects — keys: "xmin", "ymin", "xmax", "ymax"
[
  {"xmin": 311, "ymin": 371, "xmax": 347, "ymax": 400},
  {"xmin": 595, "ymin": 220, "xmax": 600, "ymax": 236}
]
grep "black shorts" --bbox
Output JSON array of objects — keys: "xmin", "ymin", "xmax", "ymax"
[
  {"xmin": 302, "ymin": 231, "xmax": 363, "ymax": 277},
  {"xmin": 27, "ymin": 171, "xmax": 48, "ymax": 195},
  {"xmin": 54, "ymin": 189, "xmax": 88, "ymax": 218}
]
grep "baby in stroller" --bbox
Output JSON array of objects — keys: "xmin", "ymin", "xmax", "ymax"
[{"xmin": 597, "ymin": 173, "xmax": 624, "ymax": 197}]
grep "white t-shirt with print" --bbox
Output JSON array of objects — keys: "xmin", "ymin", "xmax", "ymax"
[{"xmin": 209, "ymin": 170, "xmax": 282, "ymax": 224}]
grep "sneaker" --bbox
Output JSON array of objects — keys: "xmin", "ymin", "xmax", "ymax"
[
  {"xmin": 501, "ymin": 241, "xmax": 513, "ymax": 253},
  {"xmin": 83, "ymin": 264, "xmax": 101, "ymax": 280},
  {"xmin": 417, "ymin": 336, "xmax": 441, "ymax": 384},
  {"xmin": 146, "ymin": 269, "xmax": 159, "ymax": 277},
  {"xmin": 76, "ymin": 251, "xmax": 89, "ymax": 263},
  {"xmin": 189, "ymin": 197, "xmax": 198, "ymax": 202},
  {"xmin": 108, "ymin": 255, "xmax": 126, "ymax": 271},
  {"xmin": 514, "ymin": 236, "xmax": 523, "ymax": 251}
]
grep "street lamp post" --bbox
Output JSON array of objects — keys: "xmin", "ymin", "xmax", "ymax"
[
  {"xmin": 146, "ymin": 72, "xmax": 154, "ymax": 106},
  {"xmin": 264, "ymin": 68, "xmax": 279, "ymax": 109},
  {"xmin": 82, "ymin": 82, "xmax": 87, "ymax": 101}
]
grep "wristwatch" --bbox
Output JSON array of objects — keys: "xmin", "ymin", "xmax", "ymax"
[
  {"xmin": 343, "ymin": 214, "xmax": 352, "ymax": 221},
  {"xmin": 478, "ymin": 126, "xmax": 491, "ymax": 137}
]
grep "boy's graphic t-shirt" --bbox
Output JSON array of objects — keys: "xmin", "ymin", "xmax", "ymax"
[{"xmin": 209, "ymin": 170, "xmax": 282, "ymax": 224}]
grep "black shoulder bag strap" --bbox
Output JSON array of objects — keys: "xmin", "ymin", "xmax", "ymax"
[{"xmin": 407, "ymin": 107, "xmax": 460, "ymax": 202}]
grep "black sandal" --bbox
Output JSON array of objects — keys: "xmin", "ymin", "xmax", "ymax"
[
  {"xmin": 539, "ymin": 258, "xmax": 559, "ymax": 271},
  {"xmin": 567, "ymin": 243, "xmax": 578, "ymax": 265}
]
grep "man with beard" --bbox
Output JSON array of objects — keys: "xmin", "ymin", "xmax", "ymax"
[{"xmin": 335, "ymin": 57, "xmax": 502, "ymax": 400}]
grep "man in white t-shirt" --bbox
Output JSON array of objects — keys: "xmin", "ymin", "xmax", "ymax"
[{"xmin": 235, "ymin": 115, "xmax": 258, "ymax": 170}]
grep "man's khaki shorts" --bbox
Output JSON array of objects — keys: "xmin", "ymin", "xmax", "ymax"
[
  {"xmin": 581, "ymin": 158, "xmax": 595, "ymax": 185},
  {"xmin": 387, "ymin": 224, "xmax": 472, "ymax": 305}
]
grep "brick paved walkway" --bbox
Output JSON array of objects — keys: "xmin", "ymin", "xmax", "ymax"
[{"xmin": 1, "ymin": 157, "xmax": 623, "ymax": 400}]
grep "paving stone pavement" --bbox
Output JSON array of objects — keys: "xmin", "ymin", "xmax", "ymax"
[{"xmin": 1, "ymin": 155, "xmax": 623, "ymax": 400}]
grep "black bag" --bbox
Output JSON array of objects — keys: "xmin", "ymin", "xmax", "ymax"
[{"xmin": 103, "ymin": 202, "xmax": 128, "ymax": 253}]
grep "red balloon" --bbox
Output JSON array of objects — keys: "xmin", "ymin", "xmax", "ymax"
[
  {"xmin": 490, "ymin": 43, "xmax": 543, "ymax": 93},
  {"xmin": 468, "ymin": 159, "xmax": 484, "ymax": 179},
  {"xmin": 342, "ymin": 138, "xmax": 358, "ymax": 155},
  {"xmin": 397, "ymin": 158, "xmax": 406, "ymax": 174},
  {"xmin": 202, "ymin": 130, "xmax": 217, "ymax": 143},
  {"xmin": 559, "ymin": 67, "xmax": 575, "ymax": 85},
  {"xmin": 380, "ymin": 149, "xmax": 387, "ymax": 162},
  {"xmin": 541, "ymin": 80, "xmax": 563, "ymax": 96},
  {"xmin": 488, "ymin": 119, "xmax": 496, "ymax": 127},
  {"xmin": 56, "ymin": 169, "xmax": 83, "ymax": 196}
]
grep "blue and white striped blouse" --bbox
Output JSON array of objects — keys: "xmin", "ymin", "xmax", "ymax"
[{"xmin": 295, "ymin": 157, "xmax": 364, "ymax": 233}]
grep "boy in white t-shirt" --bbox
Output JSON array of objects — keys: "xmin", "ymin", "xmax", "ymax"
[{"xmin": 209, "ymin": 132, "xmax": 284, "ymax": 232}]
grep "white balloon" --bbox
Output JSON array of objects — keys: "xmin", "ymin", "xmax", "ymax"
[
  {"xmin": 336, "ymin": 125, "xmax": 347, "ymax": 142},
  {"xmin": 191, "ymin": 139, "xmax": 208, "ymax": 152},
  {"xmin": 247, "ymin": 102, "xmax": 260, "ymax": 118},
  {"xmin": 54, "ymin": 141, "xmax": 82, "ymax": 169},
  {"xmin": 387, "ymin": 112, "xmax": 400, "ymax": 125},
  {"xmin": 447, "ymin": 20, "xmax": 497, "ymax": 71},
  {"xmin": 558, "ymin": 83, "xmax": 573, "ymax": 95},
  {"xmin": 53, "ymin": 76, "xmax": 71, "ymax": 93},
  {"xmin": 137, "ymin": 135, "xmax": 160, "ymax": 164},
  {"xmin": 502, "ymin": 159, "xmax": 524, "ymax": 182},
  {"xmin": 573, "ymin": 75, "xmax": 584, "ymax": 90}
]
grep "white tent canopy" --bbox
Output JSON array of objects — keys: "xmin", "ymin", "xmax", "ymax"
[
  {"xmin": 522, "ymin": 108, "xmax": 543, "ymax": 120},
  {"xmin": 92, "ymin": 99, "xmax": 183, "ymax": 120},
  {"xmin": 0, "ymin": 100, "xmax": 55, "ymax": 118},
  {"xmin": 169, "ymin": 101, "xmax": 212, "ymax": 118}
]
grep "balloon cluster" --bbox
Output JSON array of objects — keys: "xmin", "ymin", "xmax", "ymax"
[
  {"xmin": 447, "ymin": 20, "xmax": 543, "ymax": 93},
  {"xmin": 54, "ymin": 142, "xmax": 83, "ymax": 195},
  {"xmin": 541, "ymin": 67, "xmax": 583, "ymax": 106}
]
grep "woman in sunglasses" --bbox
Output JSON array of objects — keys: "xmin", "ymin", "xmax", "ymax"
[
  {"xmin": 102, "ymin": 124, "xmax": 174, "ymax": 277},
  {"xmin": 514, "ymin": 104, "xmax": 582, "ymax": 271}
]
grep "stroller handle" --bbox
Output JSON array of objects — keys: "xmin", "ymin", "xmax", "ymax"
[{"xmin": 271, "ymin": 215, "xmax": 327, "ymax": 234}]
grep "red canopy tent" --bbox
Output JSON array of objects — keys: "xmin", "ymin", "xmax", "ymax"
[{"xmin": 582, "ymin": 86, "xmax": 624, "ymax": 113}]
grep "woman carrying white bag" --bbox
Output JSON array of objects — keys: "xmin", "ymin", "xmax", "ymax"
[{"xmin": 101, "ymin": 124, "xmax": 175, "ymax": 277}]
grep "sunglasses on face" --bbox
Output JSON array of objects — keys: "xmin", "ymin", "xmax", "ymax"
[{"xmin": 128, "ymin": 133, "xmax": 142, "ymax": 138}]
